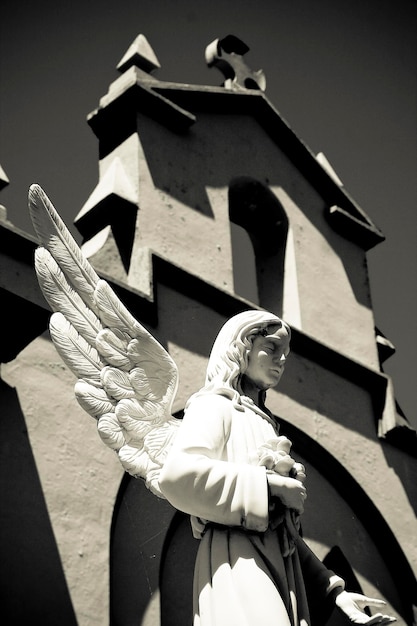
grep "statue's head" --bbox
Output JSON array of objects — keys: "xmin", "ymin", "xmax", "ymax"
[{"xmin": 203, "ymin": 310, "xmax": 291, "ymax": 401}]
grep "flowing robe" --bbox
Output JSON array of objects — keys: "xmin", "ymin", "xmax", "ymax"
[{"xmin": 159, "ymin": 393, "xmax": 343, "ymax": 626}]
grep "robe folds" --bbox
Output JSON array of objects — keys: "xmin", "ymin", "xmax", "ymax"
[{"xmin": 159, "ymin": 393, "xmax": 344, "ymax": 626}]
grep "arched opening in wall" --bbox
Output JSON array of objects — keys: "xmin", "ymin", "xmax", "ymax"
[
  {"xmin": 230, "ymin": 222, "xmax": 259, "ymax": 304},
  {"xmin": 229, "ymin": 177, "xmax": 289, "ymax": 315}
]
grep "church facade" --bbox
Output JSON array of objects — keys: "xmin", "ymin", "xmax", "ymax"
[{"xmin": 1, "ymin": 34, "xmax": 416, "ymax": 626}]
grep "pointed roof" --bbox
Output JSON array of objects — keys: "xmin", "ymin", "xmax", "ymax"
[{"xmin": 116, "ymin": 34, "xmax": 161, "ymax": 74}]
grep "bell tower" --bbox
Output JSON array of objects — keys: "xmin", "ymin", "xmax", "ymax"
[{"xmin": 79, "ymin": 33, "xmax": 389, "ymax": 371}]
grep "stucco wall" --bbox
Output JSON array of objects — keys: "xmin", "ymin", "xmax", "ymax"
[{"xmin": 2, "ymin": 333, "xmax": 124, "ymax": 625}]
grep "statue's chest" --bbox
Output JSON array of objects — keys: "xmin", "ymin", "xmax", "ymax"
[{"xmin": 226, "ymin": 405, "xmax": 279, "ymax": 463}]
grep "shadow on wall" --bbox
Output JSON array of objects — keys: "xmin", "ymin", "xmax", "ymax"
[
  {"xmin": 0, "ymin": 379, "xmax": 77, "ymax": 625},
  {"xmin": 381, "ymin": 442, "xmax": 417, "ymax": 517},
  {"xmin": 110, "ymin": 473, "xmax": 183, "ymax": 625},
  {"xmin": 136, "ymin": 114, "xmax": 373, "ymax": 311}
]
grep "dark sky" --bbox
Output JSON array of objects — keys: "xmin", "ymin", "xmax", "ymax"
[{"xmin": 1, "ymin": 0, "xmax": 416, "ymax": 426}]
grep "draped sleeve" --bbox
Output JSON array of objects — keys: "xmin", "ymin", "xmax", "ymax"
[
  {"xmin": 159, "ymin": 394, "xmax": 269, "ymax": 533},
  {"xmin": 297, "ymin": 535, "xmax": 345, "ymax": 594}
]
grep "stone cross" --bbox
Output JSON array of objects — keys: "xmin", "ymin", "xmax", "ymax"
[{"xmin": 205, "ymin": 35, "xmax": 266, "ymax": 91}]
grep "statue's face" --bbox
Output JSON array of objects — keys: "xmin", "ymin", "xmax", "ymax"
[{"xmin": 244, "ymin": 325, "xmax": 290, "ymax": 390}]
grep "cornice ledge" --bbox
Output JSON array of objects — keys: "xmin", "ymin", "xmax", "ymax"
[
  {"xmin": 0, "ymin": 220, "xmax": 39, "ymax": 264},
  {"xmin": 87, "ymin": 68, "xmax": 196, "ymax": 149},
  {"xmin": 326, "ymin": 205, "xmax": 385, "ymax": 251}
]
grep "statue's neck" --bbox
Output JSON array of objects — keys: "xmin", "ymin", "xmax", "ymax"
[{"xmin": 239, "ymin": 375, "xmax": 267, "ymax": 409}]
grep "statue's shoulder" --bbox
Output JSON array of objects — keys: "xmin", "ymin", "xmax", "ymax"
[{"xmin": 185, "ymin": 390, "xmax": 237, "ymax": 421}]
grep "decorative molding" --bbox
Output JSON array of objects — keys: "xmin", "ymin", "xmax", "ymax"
[
  {"xmin": 375, "ymin": 326, "xmax": 396, "ymax": 365},
  {"xmin": 325, "ymin": 204, "xmax": 385, "ymax": 250},
  {"xmin": 0, "ymin": 163, "xmax": 10, "ymax": 191},
  {"xmin": 87, "ymin": 68, "xmax": 196, "ymax": 157}
]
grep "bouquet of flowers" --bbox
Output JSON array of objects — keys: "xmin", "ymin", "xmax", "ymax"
[{"xmin": 250, "ymin": 436, "xmax": 306, "ymax": 555}]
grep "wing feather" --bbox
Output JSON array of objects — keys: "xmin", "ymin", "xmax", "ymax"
[
  {"xmin": 35, "ymin": 247, "xmax": 102, "ymax": 345},
  {"xmin": 144, "ymin": 419, "xmax": 180, "ymax": 464},
  {"xmin": 74, "ymin": 379, "xmax": 116, "ymax": 418},
  {"xmin": 96, "ymin": 329, "xmax": 131, "ymax": 371},
  {"xmin": 97, "ymin": 413, "xmax": 126, "ymax": 450},
  {"xmin": 128, "ymin": 338, "xmax": 178, "ymax": 401},
  {"xmin": 118, "ymin": 443, "xmax": 158, "ymax": 478},
  {"xmin": 94, "ymin": 279, "xmax": 140, "ymax": 335},
  {"xmin": 29, "ymin": 184, "xmax": 100, "ymax": 313},
  {"xmin": 116, "ymin": 397, "xmax": 158, "ymax": 421},
  {"xmin": 50, "ymin": 313, "xmax": 103, "ymax": 382},
  {"xmin": 101, "ymin": 367, "xmax": 136, "ymax": 401},
  {"xmin": 116, "ymin": 413, "xmax": 154, "ymax": 444}
]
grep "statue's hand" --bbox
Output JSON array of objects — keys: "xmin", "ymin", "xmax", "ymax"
[
  {"xmin": 335, "ymin": 591, "xmax": 396, "ymax": 624},
  {"xmin": 267, "ymin": 473, "xmax": 306, "ymax": 514}
]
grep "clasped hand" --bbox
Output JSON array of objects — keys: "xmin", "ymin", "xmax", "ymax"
[{"xmin": 267, "ymin": 473, "xmax": 307, "ymax": 514}]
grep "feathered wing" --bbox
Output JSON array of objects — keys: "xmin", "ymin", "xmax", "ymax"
[{"xmin": 29, "ymin": 184, "xmax": 180, "ymax": 497}]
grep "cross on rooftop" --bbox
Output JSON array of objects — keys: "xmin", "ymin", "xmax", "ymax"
[{"xmin": 205, "ymin": 35, "xmax": 266, "ymax": 91}]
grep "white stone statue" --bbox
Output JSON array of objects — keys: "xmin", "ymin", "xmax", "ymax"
[{"xmin": 29, "ymin": 184, "xmax": 396, "ymax": 626}]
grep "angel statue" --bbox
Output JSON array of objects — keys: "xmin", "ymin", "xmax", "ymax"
[{"xmin": 29, "ymin": 184, "xmax": 395, "ymax": 626}]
